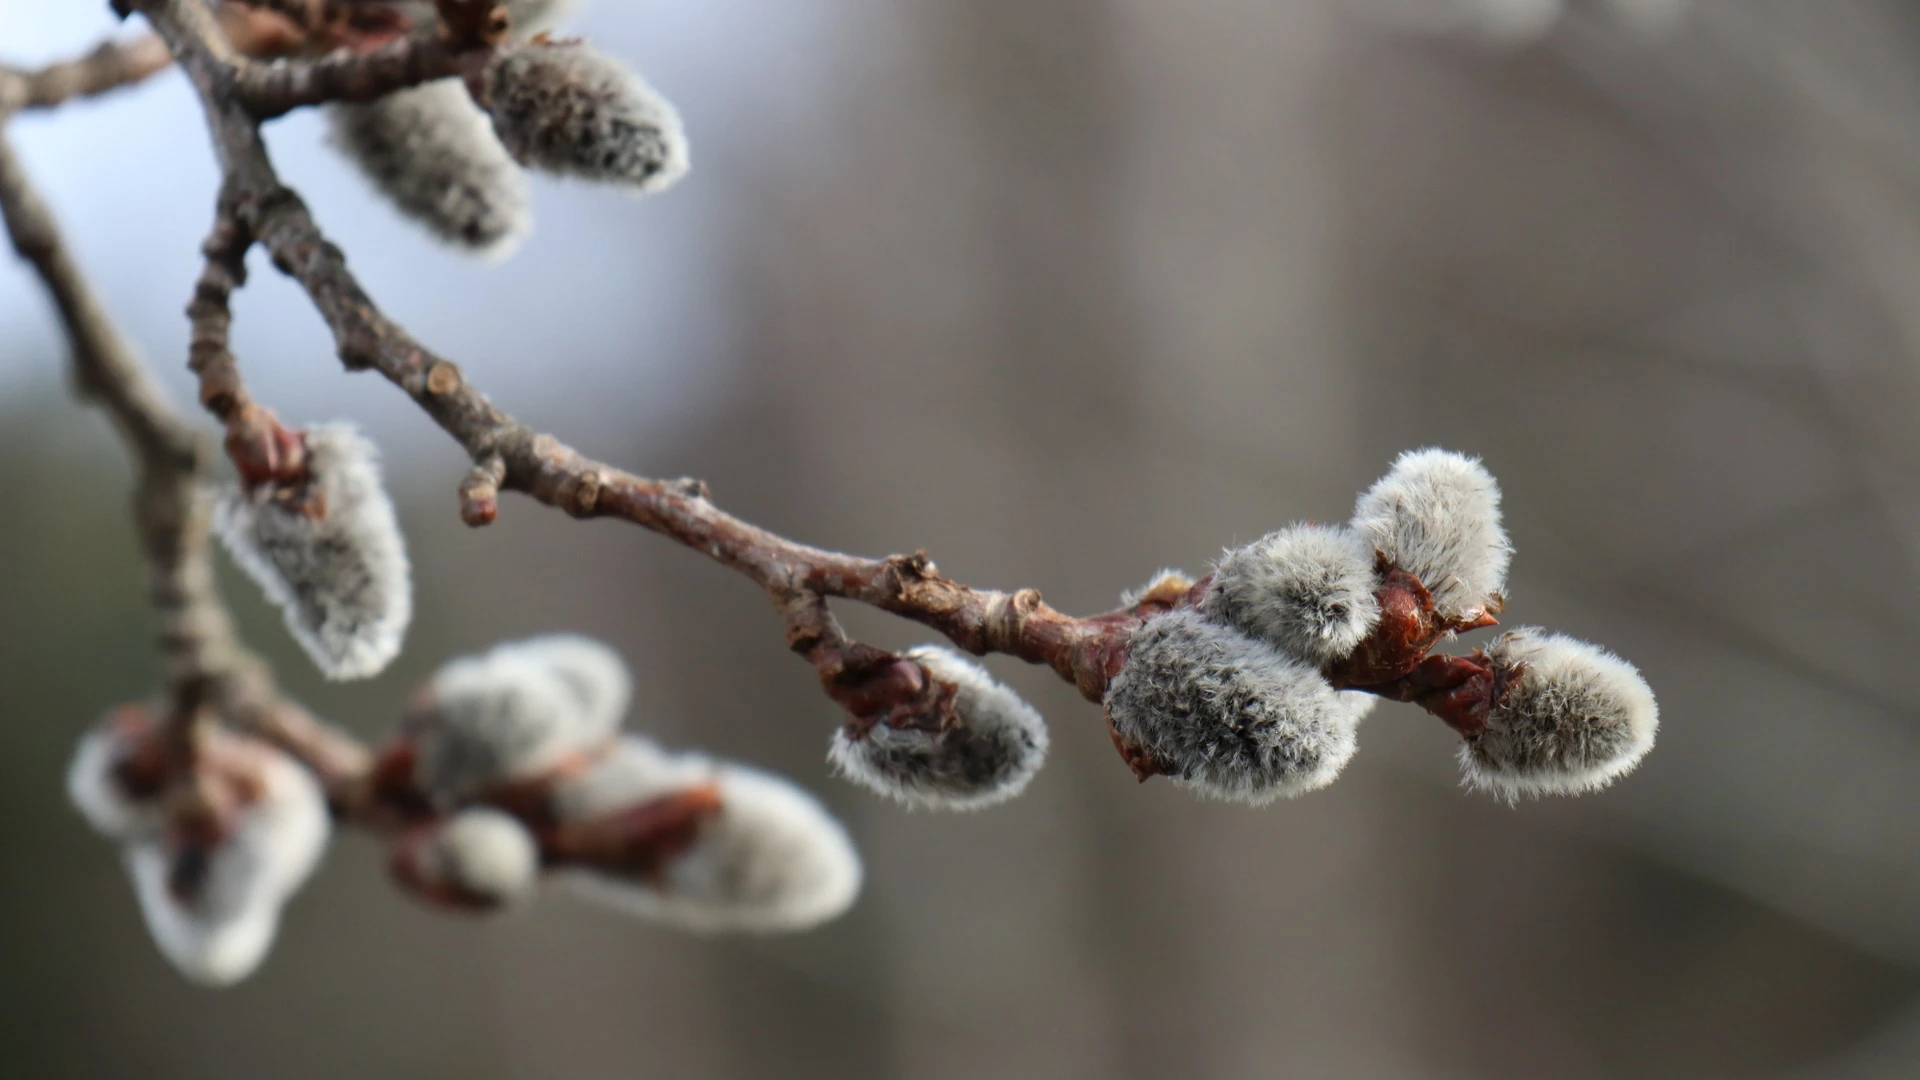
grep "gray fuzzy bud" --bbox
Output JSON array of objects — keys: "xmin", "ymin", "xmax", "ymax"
[
  {"xmin": 1105, "ymin": 609, "xmax": 1368, "ymax": 805},
  {"xmin": 326, "ymin": 80, "xmax": 531, "ymax": 258},
  {"xmin": 482, "ymin": 41, "xmax": 689, "ymax": 193},
  {"xmin": 413, "ymin": 652, "xmax": 601, "ymax": 804},
  {"xmin": 215, "ymin": 423, "xmax": 412, "ymax": 681},
  {"xmin": 827, "ymin": 646, "xmax": 1050, "ymax": 811},
  {"xmin": 1205, "ymin": 524, "xmax": 1382, "ymax": 665},
  {"xmin": 488, "ymin": 634, "xmax": 632, "ymax": 736},
  {"xmin": 1351, "ymin": 448, "xmax": 1511, "ymax": 623},
  {"xmin": 1461, "ymin": 628, "xmax": 1658, "ymax": 801},
  {"xmin": 430, "ymin": 808, "xmax": 541, "ymax": 908}
]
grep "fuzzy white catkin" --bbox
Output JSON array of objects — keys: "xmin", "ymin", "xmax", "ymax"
[
  {"xmin": 412, "ymin": 651, "xmax": 607, "ymax": 804},
  {"xmin": 1350, "ymin": 448, "xmax": 1511, "ymax": 623},
  {"xmin": 482, "ymin": 42, "xmax": 689, "ymax": 193},
  {"xmin": 1206, "ymin": 524, "xmax": 1382, "ymax": 666},
  {"xmin": 431, "ymin": 808, "xmax": 542, "ymax": 907},
  {"xmin": 487, "ymin": 634, "xmax": 633, "ymax": 736},
  {"xmin": 326, "ymin": 80, "xmax": 531, "ymax": 258},
  {"xmin": 1104, "ymin": 609, "xmax": 1371, "ymax": 805},
  {"xmin": 67, "ymin": 716, "xmax": 156, "ymax": 840},
  {"xmin": 558, "ymin": 741, "xmax": 863, "ymax": 933},
  {"xmin": 827, "ymin": 646, "xmax": 1050, "ymax": 811},
  {"xmin": 126, "ymin": 745, "xmax": 331, "ymax": 987},
  {"xmin": 1461, "ymin": 628, "xmax": 1659, "ymax": 801},
  {"xmin": 215, "ymin": 423, "xmax": 412, "ymax": 681}
]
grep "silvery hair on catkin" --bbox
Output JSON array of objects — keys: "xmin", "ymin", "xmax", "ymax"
[
  {"xmin": 1350, "ymin": 447, "xmax": 1511, "ymax": 622},
  {"xmin": 214, "ymin": 423, "xmax": 412, "ymax": 681},
  {"xmin": 1460, "ymin": 628, "xmax": 1658, "ymax": 802},
  {"xmin": 1105, "ymin": 608, "xmax": 1370, "ymax": 805},
  {"xmin": 828, "ymin": 645, "xmax": 1050, "ymax": 811},
  {"xmin": 326, "ymin": 80, "xmax": 532, "ymax": 258},
  {"xmin": 1205, "ymin": 523, "xmax": 1382, "ymax": 666},
  {"xmin": 482, "ymin": 41, "xmax": 689, "ymax": 194}
]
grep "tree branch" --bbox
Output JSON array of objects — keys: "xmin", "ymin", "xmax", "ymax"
[
  {"xmin": 0, "ymin": 35, "xmax": 172, "ymax": 112},
  {"xmin": 134, "ymin": 0, "xmax": 1146, "ymax": 718},
  {"xmin": 234, "ymin": 31, "xmax": 477, "ymax": 119}
]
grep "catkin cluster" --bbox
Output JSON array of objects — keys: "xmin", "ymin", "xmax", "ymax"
[
  {"xmin": 67, "ymin": 706, "xmax": 331, "ymax": 986},
  {"xmin": 326, "ymin": 1, "xmax": 688, "ymax": 255},
  {"xmin": 389, "ymin": 635, "xmax": 862, "ymax": 931},
  {"xmin": 1106, "ymin": 449, "xmax": 1657, "ymax": 804},
  {"xmin": 31, "ymin": 0, "xmax": 1675, "ymax": 997}
]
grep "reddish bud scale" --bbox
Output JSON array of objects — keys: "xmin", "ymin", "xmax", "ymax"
[
  {"xmin": 1360, "ymin": 653, "xmax": 1507, "ymax": 737},
  {"xmin": 370, "ymin": 732, "xmax": 614, "ymax": 831},
  {"xmin": 107, "ymin": 707, "xmax": 172, "ymax": 802},
  {"xmin": 831, "ymin": 654, "xmax": 951, "ymax": 736},
  {"xmin": 99, "ymin": 708, "xmax": 269, "ymax": 859},
  {"xmin": 477, "ymin": 746, "xmax": 606, "ymax": 830},
  {"xmin": 366, "ymin": 738, "xmax": 438, "ymax": 826},
  {"xmin": 542, "ymin": 783, "xmax": 724, "ymax": 880},
  {"xmin": 223, "ymin": 405, "xmax": 309, "ymax": 492},
  {"xmin": 1106, "ymin": 711, "xmax": 1165, "ymax": 782},
  {"xmin": 1324, "ymin": 564, "xmax": 1454, "ymax": 688}
]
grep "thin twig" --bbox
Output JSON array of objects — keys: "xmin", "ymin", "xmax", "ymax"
[
  {"xmin": 0, "ymin": 35, "xmax": 172, "ymax": 112},
  {"xmin": 187, "ymin": 199, "xmax": 254, "ymax": 424}
]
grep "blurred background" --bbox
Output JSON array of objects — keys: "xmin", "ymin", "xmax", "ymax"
[{"xmin": 3, "ymin": 0, "xmax": 1919, "ymax": 1076}]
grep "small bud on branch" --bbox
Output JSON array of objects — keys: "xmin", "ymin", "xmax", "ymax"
[
  {"xmin": 390, "ymin": 807, "xmax": 541, "ymax": 911},
  {"xmin": 1459, "ymin": 629, "xmax": 1659, "ymax": 801},
  {"xmin": 1351, "ymin": 448, "xmax": 1511, "ymax": 625},
  {"xmin": 829, "ymin": 646, "xmax": 1050, "ymax": 811}
]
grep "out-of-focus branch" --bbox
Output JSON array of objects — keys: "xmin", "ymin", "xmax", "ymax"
[
  {"xmin": 187, "ymin": 201, "xmax": 253, "ymax": 425},
  {"xmin": 0, "ymin": 50, "xmax": 370, "ymax": 797},
  {"xmin": 0, "ymin": 35, "xmax": 171, "ymax": 112},
  {"xmin": 233, "ymin": 31, "xmax": 477, "ymax": 119}
]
